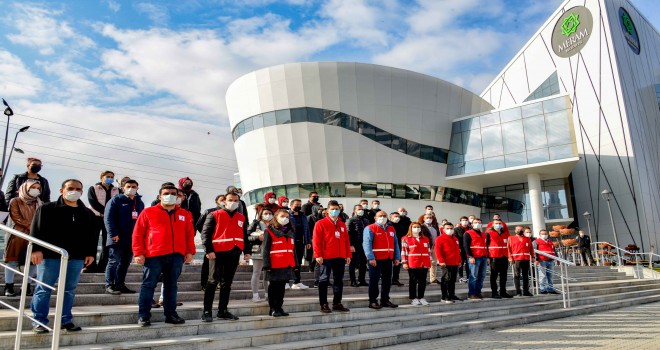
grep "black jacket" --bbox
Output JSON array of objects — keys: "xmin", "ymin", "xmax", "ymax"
[
  {"xmin": 454, "ymin": 225, "xmax": 468, "ymax": 255},
  {"xmin": 103, "ymin": 194, "xmax": 145, "ymax": 247},
  {"xmin": 346, "ymin": 215, "xmax": 369, "ymax": 246},
  {"xmin": 200, "ymin": 208, "xmax": 251, "ymax": 255},
  {"xmin": 180, "ymin": 190, "xmax": 202, "ymax": 226},
  {"xmin": 6, "ymin": 172, "xmax": 51, "ymax": 203},
  {"xmin": 392, "ymin": 216, "xmax": 412, "ymax": 240},
  {"xmin": 196, "ymin": 206, "xmax": 219, "ymax": 233},
  {"xmin": 30, "ymin": 197, "xmax": 98, "ymax": 260},
  {"xmin": 301, "ymin": 201, "xmax": 321, "ymax": 217},
  {"xmin": 577, "ymin": 235, "xmax": 591, "ymax": 248}
]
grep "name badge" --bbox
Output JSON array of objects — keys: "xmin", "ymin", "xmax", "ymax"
[
  {"xmin": 504, "ymin": 239, "xmax": 508, "ymax": 243},
  {"xmin": 341, "ymin": 227, "xmax": 345, "ymax": 232},
  {"xmin": 238, "ymin": 221, "xmax": 244, "ymax": 228},
  {"xmin": 526, "ymin": 243, "xmax": 529, "ymax": 247},
  {"xmin": 335, "ymin": 231, "xmax": 340, "ymax": 238},
  {"xmin": 178, "ymin": 215, "xmax": 185, "ymax": 221},
  {"xmin": 390, "ymin": 232, "xmax": 394, "ymax": 237},
  {"xmin": 132, "ymin": 211, "xmax": 138, "ymax": 220},
  {"xmin": 423, "ymin": 243, "xmax": 428, "ymax": 247}
]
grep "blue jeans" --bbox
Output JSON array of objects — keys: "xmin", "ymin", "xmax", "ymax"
[
  {"xmin": 468, "ymin": 257, "xmax": 487, "ymax": 296},
  {"xmin": 538, "ymin": 260, "xmax": 555, "ymax": 292},
  {"xmin": 105, "ymin": 245, "xmax": 133, "ymax": 288},
  {"xmin": 368, "ymin": 259, "xmax": 393, "ymax": 304},
  {"xmin": 138, "ymin": 253, "xmax": 183, "ymax": 319},
  {"xmin": 30, "ymin": 259, "xmax": 84, "ymax": 327},
  {"xmin": 4, "ymin": 261, "xmax": 36, "ymax": 285}
]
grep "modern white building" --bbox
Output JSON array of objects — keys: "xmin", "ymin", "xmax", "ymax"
[{"xmin": 226, "ymin": 0, "xmax": 659, "ymax": 251}]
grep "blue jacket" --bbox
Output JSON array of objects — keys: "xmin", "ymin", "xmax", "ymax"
[
  {"xmin": 104, "ymin": 193, "xmax": 145, "ymax": 247},
  {"xmin": 363, "ymin": 223, "xmax": 401, "ymax": 261},
  {"xmin": 289, "ymin": 210, "xmax": 311, "ymax": 244}
]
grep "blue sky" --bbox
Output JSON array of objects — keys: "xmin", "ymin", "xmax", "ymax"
[{"xmin": 0, "ymin": 0, "xmax": 657, "ymax": 206}]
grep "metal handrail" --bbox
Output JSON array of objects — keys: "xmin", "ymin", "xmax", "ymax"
[
  {"xmin": 533, "ymin": 249, "xmax": 574, "ymax": 308},
  {"xmin": 0, "ymin": 224, "xmax": 69, "ymax": 350},
  {"xmin": 591, "ymin": 241, "xmax": 660, "ymax": 279}
]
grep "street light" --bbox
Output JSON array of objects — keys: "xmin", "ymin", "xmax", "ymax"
[
  {"xmin": 601, "ymin": 189, "xmax": 622, "ymax": 266},
  {"xmin": 1, "ymin": 99, "xmax": 14, "ymax": 184},
  {"xmin": 0, "ymin": 126, "xmax": 30, "ymax": 189},
  {"xmin": 583, "ymin": 211, "xmax": 593, "ymax": 241}
]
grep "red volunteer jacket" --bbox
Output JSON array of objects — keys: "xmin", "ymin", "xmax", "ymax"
[
  {"xmin": 435, "ymin": 234, "xmax": 462, "ymax": 266},
  {"xmin": 486, "ymin": 221, "xmax": 510, "ymax": 235},
  {"xmin": 132, "ymin": 204, "xmax": 196, "ymax": 258},
  {"xmin": 368, "ymin": 223, "xmax": 396, "ymax": 260},
  {"xmin": 507, "ymin": 235, "xmax": 534, "ymax": 261},
  {"xmin": 535, "ymin": 238, "xmax": 556, "ymax": 261},
  {"xmin": 210, "ymin": 209, "xmax": 246, "ymax": 252},
  {"xmin": 467, "ymin": 229, "xmax": 488, "ymax": 258},
  {"xmin": 401, "ymin": 236, "xmax": 432, "ymax": 268},
  {"xmin": 267, "ymin": 228, "xmax": 296, "ymax": 269},
  {"xmin": 487, "ymin": 230, "xmax": 510, "ymax": 258},
  {"xmin": 312, "ymin": 216, "xmax": 351, "ymax": 260}
]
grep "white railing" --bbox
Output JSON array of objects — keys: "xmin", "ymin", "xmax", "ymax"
[
  {"xmin": 0, "ymin": 224, "xmax": 69, "ymax": 350},
  {"xmin": 534, "ymin": 249, "xmax": 576, "ymax": 308},
  {"xmin": 592, "ymin": 241, "xmax": 660, "ymax": 279}
]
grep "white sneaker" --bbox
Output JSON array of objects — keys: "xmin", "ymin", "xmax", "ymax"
[
  {"xmin": 292, "ymin": 283, "xmax": 309, "ymax": 289},
  {"xmin": 411, "ymin": 298, "xmax": 421, "ymax": 306},
  {"xmin": 419, "ymin": 298, "xmax": 430, "ymax": 305},
  {"xmin": 252, "ymin": 294, "xmax": 262, "ymax": 303},
  {"xmin": 442, "ymin": 299, "xmax": 453, "ymax": 304},
  {"xmin": 284, "ymin": 283, "xmax": 290, "ymax": 290}
]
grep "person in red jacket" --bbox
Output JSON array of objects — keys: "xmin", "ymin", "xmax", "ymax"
[
  {"xmin": 463, "ymin": 218, "xmax": 488, "ymax": 300},
  {"xmin": 533, "ymin": 230, "xmax": 559, "ymax": 294},
  {"xmin": 313, "ymin": 200, "xmax": 352, "ymax": 314},
  {"xmin": 254, "ymin": 192, "xmax": 280, "ymax": 220},
  {"xmin": 363, "ymin": 211, "xmax": 401, "ymax": 310},
  {"xmin": 435, "ymin": 222, "xmax": 462, "ymax": 303},
  {"xmin": 486, "ymin": 213, "xmax": 510, "ymax": 235},
  {"xmin": 132, "ymin": 185, "xmax": 196, "ymax": 327},
  {"xmin": 507, "ymin": 226, "xmax": 535, "ymax": 296},
  {"xmin": 200, "ymin": 192, "xmax": 251, "ymax": 322},
  {"xmin": 263, "ymin": 209, "xmax": 298, "ymax": 317},
  {"xmin": 487, "ymin": 219, "xmax": 512, "ymax": 299},
  {"xmin": 402, "ymin": 222, "xmax": 432, "ymax": 305}
]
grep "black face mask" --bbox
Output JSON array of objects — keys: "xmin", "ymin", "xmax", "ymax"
[
  {"xmin": 516, "ymin": 230, "xmax": 523, "ymax": 236},
  {"xmin": 182, "ymin": 184, "xmax": 192, "ymax": 190},
  {"xmin": 293, "ymin": 206, "xmax": 302, "ymax": 212},
  {"xmin": 30, "ymin": 165, "xmax": 42, "ymax": 174},
  {"xmin": 311, "ymin": 196, "xmax": 319, "ymax": 203}
]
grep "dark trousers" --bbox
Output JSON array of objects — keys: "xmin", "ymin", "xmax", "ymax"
[
  {"xmin": 138, "ymin": 253, "xmax": 183, "ymax": 319},
  {"xmin": 318, "ymin": 258, "xmax": 345, "ymax": 306},
  {"xmin": 293, "ymin": 240, "xmax": 305, "ymax": 283},
  {"xmin": 407, "ymin": 268, "xmax": 428, "ymax": 299},
  {"xmin": 348, "ymin": 246, "xmax": 367, "ymax": 283},
  {"xmin": 204, "ymin": 248, "xmax": 241, "ymax": 312},
  {"xmin": 513, "ymin": 260, "xmax": 530, "ymax": 293},
  {"xmin": 490, "ymin": 257, "xmax": 509, "ymax": 295},
  {"xmin": 368, "ymin": 259, "xmax": 393, "ymax": 304},
  {"xmin": 580, "ymin": 247, "xmax": 594, "ymax": 266},
  {"xmin": 105, "ymin": 245, "xmax": 133, "ymax": 288},
  {"xmin": 87, "ymin": 217, "xmax": 109, "ymax": 273},
  {"xmin": 201, "ymin": 256, "xmax": 209, "ymax": 289},
  {"xmin": 440, "ymin": 265, "xmax": 458, "ymax": 298},
  {"xmin": 458, "ymin": 251, "xmax": 469, "ymax": 279},
  {"xmin": 268, "ymin": 280, "xmax": 287, "ymax": 312}
]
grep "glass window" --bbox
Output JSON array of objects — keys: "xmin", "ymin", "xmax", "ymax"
[
  {"xmin": 290, "ymin": 108, "xmax": 307, "ymax": 123},
  {"xmin": 545, "ymin": 110, "xmax": 570, "ymax": 146},
  {"xmin": 393, "ymin": 184, "xmax": 407, "ymax": 199},
  {"xmin": 549, "ymin": 144, "xmax": 576, "ymax": 160},
  {"xmin": 243, "ymin": 118, "xmax": 253, "ymax": 133},
  {"xmin": 275, "ymin": 109, "xmax": 291, "ymax": 124},
  {"xmin": 521, "ymin": 102, "xmax": 544, "ymax": 118},
  {"xmin": 523, "ymin": 116, "xmax": 548, "ymax": 150},
  {"xmin": 420, "ymin": 145, "xmax": 434, "ymax": 160},
  {"xmin": 443, "ymin": 188, "xmax": 460, "ymax": 203},
  {"xmin": 527, "ymin": 148, "xmax": 549, "ymax": 164},
  {"xmin": 480, "ymin": 112, "xmax": 500, "ymax": 127},
  {"xmin": 543, "ymin": 96, "xmax": 569, "ymax": 113},
  {"xmin": 446, "ymin": 163, "xmax": 465, "ymax": 176},
  {"xmin": 273, "ymin": 185, "xmax": 286, "ymax": 198},
  {"xmin": 298, "ymin": 183, "xmax": 314, "ymax": 199},
  {"xmin": 329, "ymin": 182, "xmax": 345, "ymax": 197},
  {"xmin": 236, "ymin": 122, "xmax": 245, "ymax": 138},
  {"xmin": 505, "ymin": 152, "xmax": 527, "ymax": 167},
  {"xmin": 315, "ymin": 183, "xmax": 330, "ymax": 197},
  {"xmin": 375, "ymin": 127, "xmax": 391, "ymax": 148},
  {"xmin": 307, "ymin": 108, "xmax": 324, "ymax": 123},
  {"xmin": 449, "ymin": 132, "xmax": 463, "ymax": 154},
  {"xmin": 501, "ymin": 120, "xmax": 526, "ymax": 154},
  {"xmin": 463, "ymin": 130, "xmax": 482, "ymax": 161},
  {"xmin": 343, "ymin": 115, "xmax": 359, "ymax": 132},
  {"xmin": 324, "ymin": 110, "xmax": 341, "ymax": 126},
  {"xmin": 465, "ymin": 159, "xmax": 484, "ymax": 174},
  {"xmin": 419, "ymin": 185, "xmax": 433, "ymax": 200},
  {"xmin": 232, "ymin": 128, "xmax": 238, "ymax": 140},
  {"xmin": 405, "ymin": 185, "xmax": 420, "ymax": 200},
  {"xmin": 407, "ymin": 140, "xmax": 420, "ymax": 157},
  {"xmin": 433, "ymin": 148, "xmax": 448, "ymax": 163},
  {"xmin": 466, "ymin": 117, "xmax": 480, "ymax": 130},
  {"xmin": 252, "ymin": 115, "xmax": 263, "ymax": 129},
  {"xmin": 262, "ymin": 111, "xmax": 276, "ymax": 127},
  {"xmin": 451, "ymin": 122, "xmax": 463, "ymax": 134},
  {"xmin": 285, "ymin": 184, "xmax": 299, "ymax": 199},
  {"xmin": 483, "ymin": 156, "xmax": 505, "ymax": 171},
  {"xmin": 500, "ymin": 107, "xmax": 521, "ymax": 122},
  {"xmin": 481, "ymin": 125, "xmax": 503, "ymax": 157},
  {"xmin": 359, "ymin": 121, "xmax": 376, "ymax": 141},
  {"xmin": 361, "ymin": 183, "xmax": 377, "ymax": 197},
  {"xmin": 345, "ymin": 183, "xmax": 361, "ymax": 197},
  {"xmin": 392, "ymin": 136, "xmax": 407, "ymax": 153},
  {"xmin": 248, "ymin": 191, "xmax": 257, "ymax": 206},
  {"xmin": 377, "ymin": 183, "xmax": 392, "ymax": 198},
  {"xmin": 447, "ymin": 151, "xmax": 464, "ymax": 165}
]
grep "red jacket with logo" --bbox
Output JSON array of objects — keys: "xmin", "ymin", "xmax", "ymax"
[
  {"xmin": 507, "ymin": 235, "xmax": 534, "ymax": 261},
  {"xmin": 534, "ymin": 238, "xmax": 557, "ymax": 261},
  {"xmin": 368, "ymin": 223, "xmax": 396, "ymax": 260},
  {"xmin": 312, "ymin": 216, "xmax": 351, "ymax": 260},
  {"xmin": 132, "ymin": 204, "xmax": 196, "ymax": 258},
  {"xmin": 209, "ymin": 209, "xmax": 246, "ymax": 252},
  {"xmin": 487, "ymin": 229, "xmax": 510, "ymax": 258},
  {"xmin": 435, "ymin": 234, "xmax": 462, "ymax": 266},
  {"xmin": 466, "ymin": 229, "xmax": 488, "ymax": 258},
  {"xmin": 401, "ymin": 236, "xmax": 432, "ymax": 268},
  {"xmin": 267, "ymin": 228, "xmax": 296, "ymax": 269}
]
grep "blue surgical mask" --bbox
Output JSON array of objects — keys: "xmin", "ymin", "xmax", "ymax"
[
  {"xmin": 329, "ymin": 209, "xmax": 340, "ymax": 217},
  {"xmin": 104, "ymin": 178, "xmax": 114, "ymax": 185},
  {"xmin": 494, "ymin": 224, "xmax": 502, "ymax": 230}
]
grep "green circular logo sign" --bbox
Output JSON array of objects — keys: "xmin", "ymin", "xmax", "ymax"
[
  {"xmin": 551, "ymin": 6, "xmax": 593, "ymax": 58},
  {"xmin": 619, "ymin": 7, "xmax": 640, "ymax": 55}
]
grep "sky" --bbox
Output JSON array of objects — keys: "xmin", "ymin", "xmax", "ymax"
[{"xmin": 0, "ymin": 0, "xmax": 658, "ymax": 207}]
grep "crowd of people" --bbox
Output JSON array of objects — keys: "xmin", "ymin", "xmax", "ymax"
[{"xmin": 0, "ymin": 159, "xmax": 592, "ymax": 334}]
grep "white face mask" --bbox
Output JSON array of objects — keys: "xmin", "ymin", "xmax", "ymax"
[
  {"xmin": 281, "ymin": 202, "xmax": 289, "ymax": 208},
  {"xmin": 225, "ymin": 201, "xmax": 239, "ymax": 211},
  {"xmin": 268, "ymin": 198, "xmax": 276, "ymax": 204},
  {"xmin": 277, "ymin": 217, "xmax": 289, "ymax": 226},
  {"xmin": 426, "ymin": 209, "xmax": 433, "ymax": 215},
  {"xmin": 372, "ymin": 204, "xmax": 380, "ymax": 210},
  {"xmin": 424, "ymin": 218, "xmax": 433, "ymax": 224},
  {"xmin": 468, "ymin": 218, "xmax": 474, "ymax": 223},
  {"xmin": 391, "ymin": 217, "xmax": 400, "ymax": 223},
  {"xmin": 579, "ymin": 233, "xmax": 584, "ymax": 236},
  {"xmin": 473, "ymin": 223, "xmax": 482, "ymax": 230},
  {"xmin": 161, "ymin": 194, "xmax": 177, "ymax": 205},
  {"xmin": 64, "ymin": 191, "xmax": 82, "ymax": 202},
  {"xmin": 540, "ymin": 235, "xmax": 549, "ymax": 240},
  {"xmin": 398, "ymin": 211, "xmax": 407, "ymax": 217},
  {"xmin": 376, "ymin": 217, "xmax": 388, "ymax": 225},
  {"xmin": 461, "ymin": 220, "xmax": 469, "ymax": 226},
  {"xmin": 28, "ymin": 188, "xmax": 41, "ymax": 197},
  {"xmin": 124, "ymin": 188, "xmax": 137, "ymax": 196},
  {"xmin": 412, "ymin": 227, "xmax": 422, "ymax": 234},
  {"xmin": 176, "ymin": 198, "xmax": 183, "ymax": 205},
  {"xmin": 357, "ymin": 210, "xmax": 364, "ymax": 216},
  {"xmin": 262, "ymin": 214, "xmax": 273, "ymax": 221},
  {"xmin": 524, "ymin": 232, "xmax": 532, "ymax": 238},
  {"xmin": 445, "ymin": 229, "xmax": 454, "ymax": 235}
]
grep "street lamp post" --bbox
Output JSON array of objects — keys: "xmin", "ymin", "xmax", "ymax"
[
  {"xmin": 0, "ymin": 126, "xmax": 30, "ymax": 189},
  {"xmin": 583, "ymin": 211, "xmax": 593, "ymax": 241},
  {"xmin": 1, "ymin": 99, "xmax": 14, "ymax": 183},
  {"xmin": 601, "ymin": 189, "xmax": 622, "ymax": 266}
]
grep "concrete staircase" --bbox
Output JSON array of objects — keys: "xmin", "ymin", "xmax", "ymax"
[{"xmin": 1, "ymin": 264, "xmax": 658, "ymax": 349}]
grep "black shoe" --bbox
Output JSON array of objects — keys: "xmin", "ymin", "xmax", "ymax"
[
  {"xmin": 382, "ymin": 301, "xmax": 398, "ymax": 308},
  {"xmin": 105, "ymin": 286, "xmax": 121, "ymax": 295},
  {"xmin": 369, "ymin": 302, "xmax": 382, "ymax": 310},
  {"xmin": 523, "ymin": 291, "xmax": 534, "ymax": 297},
  {"xmin": 358, "ymin": 281, "xmax": 368, "ymax": 287},
  {"xmin": 32, "ymin": 325, "xmax": 49, "ymax": 334},
  {"xmin": 491, "ymin": 293, "xmax": 502, "ymax": 299},
  {"xmin": 477, "ymin": 294, "xmax": 484, "ymax": 299},
  {"xmin": 271, "ymin": 310, "xmax": 283, "ymax": 317},
  {"xmin": 118, "ymin": 286, "xmax": 137, "ymax": 294},
  {"xmin": 450, "ymin": 295, "xmax": 463, "ymax": 302},
  {"xmin": 25, "ymin": 285, "xmax": 33, "ymax": 296},
  {"xmin": 278, "ymin": 309, "xmax": 290, "ymax": 316},
  {"xmin": 320, "ymin": 304, "xmax": 332, "ymax": 313},
  {"xmin": 548, "ymin": 291, "xmax": 560, "ymax": 295},
  {"xmin": 540, "ymin": 291, "xmax": 549, "ymax": 294},
  {"xmin": 332, "ymin": 303, "xmax": 350, "ymax": 312},
  {"xmin": 165, "ymin": 315, "xmax": 186, "ymax": 324},
  {"xmin": 351, "ymin": 281, "xmax": 358, "ymax": 287},
  {"xmin": 433, "ymin": 280, "xmax": 441, "ymax": 285},
  {"xmin": 392, "ymin": 280, "xmax": 404, "ymax": 287},
  {"xmin": 138, "ymin": 317, "xmax": 151, "ymax": 327},
  {"xmin": 61, "ymin": 323, "xmax": 82, "ymax": 331},
  {"xmin": 217, "ymin": 310, "xmax": 239, "ymax": 320},
  {"xmin": 500, "ymin": 292, "xmax": 513, "ymax": 299},
  {"xmin": 4, "ymin": 283, "xmax": 17, "ymax": 297},
  {"xmin": 201, "ymin": 311, "xmax": 213, "ymax": 322}
]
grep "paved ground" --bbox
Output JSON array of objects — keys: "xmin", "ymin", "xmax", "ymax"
[{"xmin": 377, "ymin": 301, "xmax": 660, "ymax": 350}]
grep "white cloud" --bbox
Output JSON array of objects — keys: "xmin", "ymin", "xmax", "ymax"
[
  {"xmin": 135, "ymin": 2, "xmax": 170, "ymax": 26},
  {"xmin": 106, "ymin": 0, "xmax": 121, "ymax": 12},
  {"xmin": 6, "ymin": 3, "xmax": 94, "ymax": 55},
  {"xmin": 38, "ymin": 60, "xmax": 100, "ymax": 103},
  {"xmin": 318, "ymin": 0, "xmax": 393, "ymax": 48},
  {"xmin": 0, "ymin": 50, "xmax": 43, "ymax": 97}
]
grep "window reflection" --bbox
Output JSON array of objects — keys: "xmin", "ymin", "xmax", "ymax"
[
  {"xmin": 523, "ymin": 116, "xmax": 547, "ymax": 150},
  {"xmin": 481, "ymin": 125, "xmax": 503, "ymax": 157}
]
